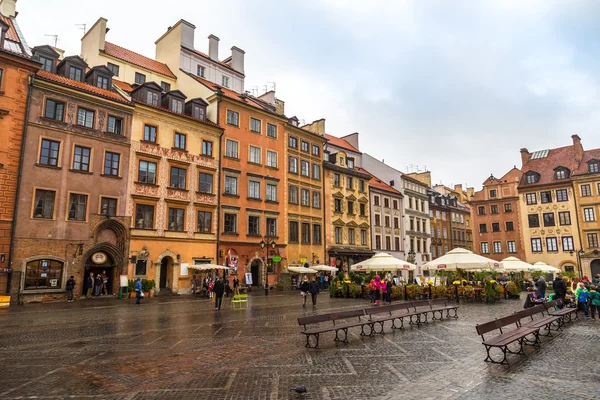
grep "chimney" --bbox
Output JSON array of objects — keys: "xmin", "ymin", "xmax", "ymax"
[
  {"xmin": 275, "ymin": 99, "xmax": 285, "ymax": 115},
  {"xmin": 454, "ymin": 184, "xmax": 463, "ymax": 193},
  {"xmin": 572, "ymin": 134, "xmax": 584, "ymax": 162},
  {"xmin": 520, "ymin": 148, "xmax": 530, "ymax": 166},
  {"xmin": 342, "ymin": 132, "xmax": 360, "ymax": 151},
  {"xmin": 302, "ymin": 118, "xmax": 326, "ymax": 135},
  {"xmin": 230, "ymin": 46, "xmax": 245, "ymax": 74},
  {"xmin": 208, "ymin": 34, "xmax": 219, "ymax": 61},
  {"xmin": 0, "ymin": 0, "xmax": 17, "ymax": 18},
  {"xmin": 81, "ymin": 17, "xmax": 107, "ymax": 58}
]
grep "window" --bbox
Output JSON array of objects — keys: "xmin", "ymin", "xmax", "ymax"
[
  {"xmin": 39, "ymin": 56, "xmax": 54, "ymax": 72},
  {"xmin": 313, "ymin": 224, "xmax": 322, "ymax": 244},
  {"xmin": 589, "ymin": 161, "xmax": 599, "ymax": 173},
  {"xmin": 288, "ymin": 157, "xmax": 298, "ymax": 173},
  {"xmin": 301, "ymin": 189, "xmax": 310, "ymax": 206},
  {"xmin": 492, "ymin": 222, "xmax": 500, "ymax": 232},
  {"xmin": 250, "ymin": 117, "xmax": 261, "ymax": 133},
  {"xmin": 312, "ymin": 163, "xmax": 320, "ymax": 180},
  {"xmin": 311, "ymin": 144, "xmax": 320, "ymax": 156},
  {"xmin": 489, "ymin": 189, "xmax": 497, "ymax": 198},
  {"xmin": 166, "ymin": 208, "xmax": 184, "ymax": 231},
  {"xmin": 588, "ymin": 233, "xmax": 599, "ymax": 248},
  {"xmin": 226, "ymin": 110, "xmax": 239, "ymax": 126},
  {"xmin": 198, "ymin": 142, "xmax": 212, "ymax": 158},
  {"xmin": 526, "ymin": 174, "xmax": 537, "ymax": 184},
  {"xmin": 146, "ymin": 91, "xmax": 159, "ymax": 106},
  {"xmin": 528, "ymin": 214, "xmax": 540, "ymax": 228},
  {"xmin": 289, "ymin": 185, "xmax": 298, "ymax": 204},
  {"xmin": 135, "ymin": 72, "xmax": 146, "ymax": 84},
  {"xmin": 394, "ymin": 217, "xmax": 399, "ymax": 229},
  {"xmin": 267, "ymin": 123, "xmax": 277, "ymax": 138},
  {"xmin": 493, "ymin": 241, "xmax": 502, "ymax": 253},
  {"xmin": 526, "ymin": 193, "xmax": 537, "ymax": 205},
  {"xmin": 77, "ymin": 108, "xmax": 94, "ymax": 129},
  {"xmin": 301, "ymin": 160, "xmax": 309, "ymax": 176},
  {"xmin": 68, "ymin": 66, "xmax": 82, "ymax": 81},
  {"xmin": 248, "ymin": 215, "xmax": 260, "ymax": 236},
  {"xmin": 224, "ymin": 176, "xmax": 238, "ymax": 195},
  {"xmin": 349, "ymin": 228, "xmax": 356, "ymax": 245},
  {"xmin": 72, "ymin": 145, "xmax": 90, "ymax": 172},
  {"xmin": 171, "ymin": 133, "xmax": 186, "ymax": 150},
  {"xmin": 301, "ymin": 141, "xmax": 309, "ymax": 152},
  {"xmin": 161, "ymin": 81, "xmax": 171, "ymax": 92},
  {"xmin": 225, "ymin": 140, "xmax": 239, "ymax": 158},
  {"xmin": 491, "ymin": 205, "xmax": 499, "ymax": 214},
  {"xmin": 505, "ymin": 221, "xmax": 514, "ymax": 231},
  {"xmin": 266, "ymin": 151, "xmax": 277, "ymax": 168},
  {"xmin": 443, "ymin": 227, "xmax": 448, "ymax": 238},
  {"xmin": 290, "ymin": 221, "xmax": 299, "ymax": 242},
  {"xmin": 360, "ymin": 203, "xmax": 366, "ymax": 216},
  {"xmin": 478, "ymin": 206, "xmax": 486, "ymax": 215},
  {"xmin": 302, "ymin": 223, "xmax": 311, "ymax": 244},
  {"xmin": 249, "ymin": 146, "xmax": 261, "ymax": 164},
  {"xmin": 540, "ymin": 191, "xmax": 552, "ymax": 204},
  {"xmin": 33, "ymin": 189, "xmax": 55, "ymax": 219},
  {"xmin": 581, "ymin": 184, "xmax": 592, "ymax": 197},
  {"xmin": 385, "ymin": 216, "xmax": 390, "ymax": 227},
  {"xmin": 197, "ymin": 211, "xmax": 212, "ymax": 233},
  {"xmin": 96, "ymin": 75, "xmax": 109, "ymax": 90},
  {"xmin": 375, "ymin": 235, "xmax": 382, "ymax": 249},
  {"xmin": 107, "ymin": 63, "xmax": 119, "ymax": 76},
  {"xmin": 339, "ymin": 157, "xmax": 345, "ymax": 166},
  {"xmin": 334, "ymin": 198, "xmax": 342, "ymax": 212},
  {"xmin": 107, "ymin": 116, "xmax": 122, "ymax": 135},
  {"xmin": 170, "ymin": 98, "xmax": 183, "ymax": 113},
  {"xmin": 196, "ymin": 65, "xmax": 205, "ymax": 77},
  {"xmin": 531, "ymin": 238, "xmax": 542, "ymax": 252},
  {"xmin": 344, "ymin": 177, "xmax": 352, "ymax": 190},
  {"xmin": 546, "ymin": 237, "xmax": 558, "ymax": 252},
  {"xmin": 135, "ymin": 204, "xmax": 154, "ymax": 229},
  {"xmin": 223, "ymin": 214, "xmax": 237, "ymax": 233},
  {"xmin": 562, "ymin": 236, "xmax": 574, "ymax": 251},
  {"xmin": 100, "ymin": 197, "xmax": 117, "ymax": 217},
  {"xmin": 359, "ymin": 180, "xmax": 365, "ymax": 192},
  {"xmin": 44, "ymin": 99, "xmax": 64, "ymax": 121},
  {"xmin": 393, "ymin": 199, "xmax": 399, "ymax": 209},
  {"xmin": 169, "ymin": 166, "xmax": 186, "ymax": 189},
  {"xmin": 504, "ymin": 203, "xmax": 512, "ymax": 212},
  {"xmin": 584, "ymin": 207, "xmax": 596, "ymax": 222},
  {"xmin": 102, "ymin": 152, "xmax": 120, "ymax": 176},
  {"xmin": 360, "ymin": 229, "xmax": 367, "ymax": 245},
  {"xmin": 266, "ymin": 184, "xmax": 277, "ymax": 201},
  {"xmin": 222, "ymin": 76, "xmax": 229, "ymax": 87},
  {"xmin": 558, "ymin": 211, "xmax": 571, "ymax": 225},
  {"xmin": 555, "ymin": 189, "xmax": 568, "ymax": 202},
  {"xmin": 348, "ymin": 201, "xmax": 354, "ymax": 214},
  {"xmin": 312, "ymin": 191, "xmax": 321, "ymax": 208},
  {"xmin": 144, "ymin": 125, "xmax": 157, "ymax": 142},
  {"xmin": 543, "ymin": 212, "xmax": 555, "ymax": 226},
  {"xmin": 334, "ymin": 173, "xmax": 340, "ymax": 186},
  {"xmin": 138, "ymin": 160, "xmax": 157, "ymax": 184},
  {"xmin": 289, "ymin": 136, "xmax": 298, "ymax": 148},
  {"xmin": 267, "ymin": 218, "xmax": 277, "ymax": 237},
  {"xmin": 347, "ymin": 158, "xmax": 354, "ymax": 169},
  {"xmin": 479, "ymin": 224, "xmax": 487, "ymax": 233},
  {"xmin": 24, "ymin": 259, "xmax": 64, "ymax": 290},
  {"xmin": 67, "ymin": 193, "xmax": 88, "ymax": 221},
  {"xmin": 248, "ymin": 181, "xmax": 260, "ymax": 199},
  {"xmin": 198, "ymin": 173, "xmax": 213, "ymax": 194},
  {"xmin": 192, "ymin": 105, "xmax": 205, "ymax": 120},
  {"xmin": 507, "ymin": 241, "xmax": 516, "ymax": 253},
  {"xmin": 481, "ymin": 242, "xmax": 489, "ymax": 254},
  {"xmin": 555, "ymin": 169, "xmax": 568, "ymax": 179}
]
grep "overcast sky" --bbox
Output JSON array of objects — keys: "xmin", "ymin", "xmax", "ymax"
[{"xmin": 17, "ymin": 0, "xmax": 600, "ymax": 190}]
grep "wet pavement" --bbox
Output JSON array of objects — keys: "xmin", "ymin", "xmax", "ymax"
[{"xmin": 0, "ymin": 291, "xmax": 598, "ymax": 400}]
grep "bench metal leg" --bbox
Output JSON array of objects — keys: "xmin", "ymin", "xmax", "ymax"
[
  {"xmin": 373, "ymin": 321, "xmax": 385, "ymax": 334},
  {"xmin": 360, "ymin": 323, "xmax": 373, "ymax": 336},
  {"xmin": 446, "ymin": 308, "xmax": 459, "ymax": 319},
  {"xmin": 421, "ymin": 312, "xmax": 428, "ymax": 324},
  {"xmin": 305, "ymin": 333, "xmax": 320, "ymax": 349},
  {"xmin": 391, "ymin": 317, "xmax": 404, "ymax": 330},
  {"xmin": 334, "ymin": 328, "xmax": 349, "ymax": 343},
  {"xmin": 484, "ymin": 345, "xmax": 509, "ymax": 364},
  {"xmin": 523, "ymin": 331, "xmax": 541, "ymax": 347}
]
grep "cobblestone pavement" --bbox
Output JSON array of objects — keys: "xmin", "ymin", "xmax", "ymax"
[{"xmin": 0, "ymin": 292, "xmax": 598, "ymax": 400}]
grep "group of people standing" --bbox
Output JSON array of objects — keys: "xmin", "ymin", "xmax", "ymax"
[
  {"xmin": 369, "ymin": 276, "xmax": 393, "ymax": 305},
  {"xmin": 85, "ymin": 271, "xmax": 109, "ymax": 299},
  {"xmin": 299, "ymin": 276, "xmax": 320, "ymax": 307},
  {"xmin": 550, "ymin": 274, "xmax": 600, "ymax": 319}
]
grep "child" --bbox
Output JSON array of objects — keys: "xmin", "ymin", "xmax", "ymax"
[
  {"xmin": 588, "ymin": 286, "xmax": 600, "ymax": 320},
  {"xmin": 574, "ymin": 282, "xmax": 589, "ymax": 318}
]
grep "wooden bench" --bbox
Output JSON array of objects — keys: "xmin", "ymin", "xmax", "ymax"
[
  {"xmin": 231, "ymin": 293, "xmax": 248, "ymax": 309},
  {"xmin": 514, "ymin": 304, "xmax": 562, "ymax": 337},
  {"xmin": 428, "ymin": 298, "xmax": 459, "ymax": 320},
  {"xmin": 475, "ymin": 314, "xmax": 541, "ymax": 364},
  {"xmin": 297, "ymin": 310, "xmax": 366, "ymax": 348},
  {"xmin": 544, "ymin": 299, "xmax": 578, "ymax": 324}
]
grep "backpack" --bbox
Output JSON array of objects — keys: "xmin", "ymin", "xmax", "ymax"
[{"xmin": 578, "ymin": 291, "xmax": 588, "ymax": 303}]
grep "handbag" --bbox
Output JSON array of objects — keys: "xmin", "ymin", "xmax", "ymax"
[{"xmin": 140, "ymin": 291, "xmax": 145, "ymax": 298}]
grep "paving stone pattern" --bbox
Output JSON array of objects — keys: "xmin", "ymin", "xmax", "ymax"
[{"xmin": 0, "ymin": 292, "xmax": 598, "ymax": 400}]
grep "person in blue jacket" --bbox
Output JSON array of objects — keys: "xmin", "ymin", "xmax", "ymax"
[{"xmin": 135, "ymin": 277, "xmax": 143, "ymax": 305}]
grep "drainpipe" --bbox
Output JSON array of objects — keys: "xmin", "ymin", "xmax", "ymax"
[
  {"xmin": 7, "ymin": 74, "xmax": 35, "ymax": 296},
  {"xmin": 572, "ymin": 197, "xmax": 585, "ymax": 278},
  {"xmin": 215, "ymin": 96, "xmax": 223, "ymax": 269}
]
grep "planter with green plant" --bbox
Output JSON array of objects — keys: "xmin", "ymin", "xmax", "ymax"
[
  {"xmin": 505, "ymin": 281, "xmax": 520, "ymax": 299},
  {"xmin": 484, "ymin": 280, "xmax": 497, "ymax": 303}
]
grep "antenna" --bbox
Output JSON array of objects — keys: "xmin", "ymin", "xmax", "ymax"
[
  {"xmin": 44, "ymin": 34, "xmax": 58, "ymax": 47},
  {"xmin": 75, "ymin": 23, "xmax": 87, "ymax": 35},
  {"xmin": 251, "ymin": 86, "xmax": 258, "ymax": 96},
  {"xmin": 266, "ymin": 81, "xmax": 276, "ymax": 92},
  {"xmin": 262, "ymin": 85, "xmax": 268, "ymax": 94}
]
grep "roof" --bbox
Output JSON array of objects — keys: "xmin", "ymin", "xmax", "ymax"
[
  {"xmin": 357, "ymin": 168, "xmax": 402, "ymax": 196},
  {"xmin": 573, "ymin": 148, "xmax": 600, "ymax": 176},
  {"xmin": 325, "ymin": 134, "xmax": 361, "ymax": 153},
  {"xmin": 102, "ymin": 42, "xmax": 176, "ymax": 79},
  {"xmin": 520, "ymin": 145, "xmax": 580, "ymax": 187},
  {"xmin": 36, "ymin": 70, "xmax": 130, "ymax": 104},
  {"xmin": 112, "ymin": 79, "xmax": 134, "ymax": 93},
  {"xmin": 0, "ymin": 14, "xmax": 31, "ymax": 56}
]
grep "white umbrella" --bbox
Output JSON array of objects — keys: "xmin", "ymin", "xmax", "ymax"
[
  {"xmin": 311, "ymin": 265, "xmax": 339, "ymax": 272},
  {"xmin": 423, "ymin": 248, "xmax": 502, "ymax": 271},
  {"xmin": 532, "ymin": 261, "xmax": 561, "ymax": 273},
  {"xmin": 287, "ymin": 266, "xmax": 318, "ymax": 274},
  {"xmin": 501, "ymin": 256, "xmax": 536, "ymax": 272},
  {"xmin": 188, "ymin": 264, "xmax": 230, "ymax": 271},
  {"xmin": 350, "ymin": 252, "xmax": 417, "ymax": 272}
]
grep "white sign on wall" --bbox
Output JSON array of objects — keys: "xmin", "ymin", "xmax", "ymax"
[
  {"xmin": 245, "ymin": 273, "xmax": 253, "ymax": 285},
  {"xmin": 180, "ymin": 263, "xmax": 189, "ymax": 276}
]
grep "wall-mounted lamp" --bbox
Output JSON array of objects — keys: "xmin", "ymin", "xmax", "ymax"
[
  {"xmin": 177, "ymin": 254, "xmax": 181, "ymax": 262},
  {"xmin": 0, "ymin": 254, "xmax": 5, "ymax": 263}
]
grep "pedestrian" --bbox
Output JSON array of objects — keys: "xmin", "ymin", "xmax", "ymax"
[
  {"xmin": 386, "ymin": 278, "xmax": 393, "ymax": 304},
  {"xmin": 66, "ymin": 275, "xmax": 76, "ymax": 302},
  {"xmin": 575, "ymin": 282, "xmax": 590, "ymax": 318},
  {"xmin": 208, "ymin": 279, "xmax": 214, "ymax": 299},
  {"xmin": 552, "ymin": 274, "xmax": 567, "ymax": 308},
  {"xmin": 94, "ymin": 274, "xmax": 102, "ymax": 296},
  {"xmin": 86, "ymin": 272, "xmax": 94, "ymax": 299},
  {"xmin": 324, "ymin": 274, "xmax": 329, "ymax": 289},
  {"xmin": 582, "ymin": 276, "xmax": 591, "ymax": 289},
  {"xmin": 381, "ymin": 278, "xmax": 388, "ymax": 304},
  {"xmin": 101, "ymin": 270, "xmax": 109, "ymax": 296},
  {"xmin": 536, "ymin": 275, "xmax": 547, "ymax": 298},
  {"xmin": 233, "ymin": 276, "xmax": 240, "ymax": 295},
  {"xmin": 191, "ymin": 275, "xmax": 197, "ymax": 295},
  {"xmin": 588, "ymin": 286, "xmax": 600, "ymax": 320},
  {"xmin": 593, "ymin": 274, "xmax": 600, "ymax": 286},
  {"xmin": 202, "ymin": 278, "xmax": 208, "ymax": 297},
  {"xmin": 300, "ymin": 276, "xmax": 310, "ymax": 307},
  {"xmin": 369, "ymin": 277, "xmax": 378, "ymax": 304},
  {"xmin": 135, "ymin": 277, "xmax": 143, "ymax": 305},
  {"xmin": 309, "ymin": 276, "xmax": 320, "ymax": 307},
  {"xmin": 224, "ymin": 276, "xmax": 230, "ymax": 298},
  {"xmin": 213, "ymin": 276, "xmax": 225, "ymax": 310}
]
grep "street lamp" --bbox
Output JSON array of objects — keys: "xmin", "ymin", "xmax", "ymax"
[{"xmin": 260, "ymin": 238, "xmax": 277, "ymax": 296}]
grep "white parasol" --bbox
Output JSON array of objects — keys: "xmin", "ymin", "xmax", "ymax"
[
  {"xmin": 311, "ymin": 265, "xmax": 339, "ymax": 272},
  {"xmin": 188, "ymin": 264, "xmax": 231, "ymax": 271},
  {"xmin": 532, "ymin": 261, "xmax": 561, "ymax": 273},
  {"xmin": 500, "ymin": 257, "xmax": 536, "ymax": 272},
  {"xmin": 350, "ymin": 252, "xmax": 417, "ymax": 272},
  {"xmin": 287, "ymin": 266, "xmax": 318, "ymax": 274},
  {"xmin": 423, "ymin": 248, "xmax": 502, "ymax": 271}
]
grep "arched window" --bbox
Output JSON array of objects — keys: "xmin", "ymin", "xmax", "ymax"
[{"xmin": 25, "ymin": 259, "xmax": 64, "ymax": 289}]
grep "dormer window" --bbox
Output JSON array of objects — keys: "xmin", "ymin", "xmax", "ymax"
[
  {"xmin": 554, "ymin": 167, "xmax": 569, "ymax": 180},
  {"xmin": 39, "ymin": 56, "xmax": 54, "ymax": 72},
  {"xmin": 186, "ymin": 98, "xmax": 208, "ymax": 121},
  {"xmin": 347, "ymin": 158, "xmax": 354, "ymax": 169},
  {"xmin": 161, "ymin": 82, "xmax": 171, "ymax": 92},
  {"xmin": 170, "ymin": 98, "xmax": 183, "ymax": 113},
  {"xmin": 589, "ymin": 161, "xmax": 599, "ymax": 173},
  {"xmin": 69, "ymin": 66, "xmax": 82, "ymax": 81},
  {"xmin": 146, "ymin": 91, "xmax": 159, "ymax": 106},
  {"xmin": 192, "ymin": 105, "xmax": 205, "ymax": 120},
  {"xmin": 339, "ymin": 157, "xmax": 345, "ymax": 166},
  {"xmin": 525, "ymin": 172, "xmax": 539, "ymax": 184},
  {"xmin": 32, "ymin": 46, "xmax": 60, "ymax": 74},
  {"xmin": 96, "ymin": 75, "xmax": 110, "ymax": 90}
]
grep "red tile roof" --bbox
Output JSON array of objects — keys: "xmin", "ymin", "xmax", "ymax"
[
  {"xmin": 325, "ymin": 134, "xmax": 360, "ymax": 153},
  {"xmin": 112, "ymin": 79, "xmax": 134, "ymax": 93},
  {"xmin": 0, "ymin": 15, "xmax": 20, "ymax": 42},
  {"xmin": 36, "ymin": 70, "xmax": 130, "ymax": 104},
  {"xmin": 102, "ymin": 42, "xmax": 176, "ymax": 79},
  {"xmin": 358, "ymin": 168, "xmax": 402, "ymax": 195},
  {"xmin": 573, "ymin": 148, "xmax": 600, "ymax": 176},
  {"xmin": 520, "ymin": 145, "xmax": 580, "ymax": 187}
]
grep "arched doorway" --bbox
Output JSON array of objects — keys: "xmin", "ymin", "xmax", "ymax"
[
  {"xmin": 159, "ymin": 257, "xmax": 174, "ymax": 289},
  {"xmin": 82, "ymin": 252, "xmax": 115, "ymax": 296},
  {"xmin": 250, "ymin": 259, "xmax": 262, "ymax": 287},
  {"xmin": 591, "ymin": 259, "xmax": 600, "ymax": 278}
]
